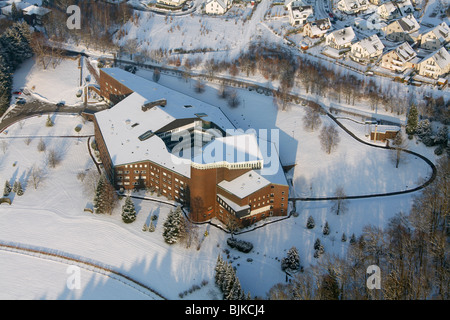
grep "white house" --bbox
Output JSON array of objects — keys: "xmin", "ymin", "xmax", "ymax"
[
  {"xmin": 287, "ymin": 1, "xmax": 313, "ymax": 27},
  {"xmin": 350, "ymin": 34, "xmax": 385, "ymax": 63},
  {"xmin": 380, "ymin": 41, "xmax": 418, "ymax": 73},
  {"xmin": 420, "ymin": 22, "xmax": 450, "ymax": 51},
  {"xmin": 416, "ymin": 47, "xmax": 450, "ymax": 79},
  {"xmin": 382, "ymin": 14, "xmax": 420, "ymax": 43},
  {"xmin": 377, "ymin": 1, "xmax": 401, "ymax": 20},
  {"xmin": 205, "ymin": 0, "xmax": 232, "ymax": 15},
  {"xmin": 325, "ymin": 27, "xmax": 356, "ymax": 51},
  {"xmin": 156, "ymin": 0, "xmax": 187, "ymax": 7},
  {"xmin": 337, "ymin": 0, "xmax": 369, "ymax": 15},
  {"xmin": 303, "ymin": 18, "xmax": 332, "ymax": 38}
]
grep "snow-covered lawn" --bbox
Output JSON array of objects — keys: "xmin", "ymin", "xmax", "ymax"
[{"xmin": 12, "ymin": 57, "xmax": 87, "ymax": 106}]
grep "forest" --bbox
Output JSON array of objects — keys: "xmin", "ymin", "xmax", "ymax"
[
  {"xmin": 267, "ymin": 157, "xmax": 449, "ymax": 300},
  {"xmin": 0, "ymin": 22, "xmax": 33, "ymax": 117}
]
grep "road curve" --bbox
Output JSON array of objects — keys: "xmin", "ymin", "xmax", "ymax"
[{"xmin": 287, "ymin": 110, "xmax": 437, "ymax": 202}]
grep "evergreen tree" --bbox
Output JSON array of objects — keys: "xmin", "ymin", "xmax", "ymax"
[
  {"xmin": 341, "ymin": 232, "xmax": 347, "ymax": 242},
  {"xmin": 93, "ymin": 175, "xmax": 105, "ymax": 213},
  {"xmin": 122, "ymin": 195, "xmax": 136, "ymax": 223},
  {"xmin": 16, "ymin": 181, "xmax": 24, "ymax": 196},
  {"xmin": 162, "ymin": 206, "xmax": 185, "ymax": 244},
  {"xmin": 46, "ymin": 115, "xmax": 53, "ymax": 127},
  {"xmin": 12, "ymin": 181, "xmax": 18, "ymax": 193},
  {"xmin": 215, "ymin": 255, "xmax": 226, "ymax": 288},
  {"xmin": 281, "ymin": 246, "xmax": 300, "ymax": 272},
  {"xmin": 3, "ymin": 180, "xmax": 11, "ymax": 196},
  {"xmin": 11, "ymin": 2, "xmax": 19, "ymax": 21},
  {"xmin": 349, "ymin": 233, "xmax": 356, "ymax": 244},
  {"xmin": 148, "ymin": 220, "xmax": 155, "ymax": 232},
  {"xmin": 306, "ymin": 215, "xmax": 315, "ymax": 229},
  {"xmin": 406, "ymin": 104, "xmax": 418, "ymax": 135},
  {"xmin": 323, "ymin": 221, "xmax": 330, "ymax": 236},
  {"xmin": 314, "ymin": 238, "xmax": 322, "ymax": 251}
]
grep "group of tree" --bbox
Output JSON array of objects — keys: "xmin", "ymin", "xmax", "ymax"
[
  {"xmin": 93, "ymin": 174, "xmax": 117, "ymax": 214},
  {"xmin": 215, "ymin": 254, "xmax": 250, "ymax": 300},
  {"xmin": 268, "ymin": 156, "xmax": 449, "ymax": 300},
  {"xmin": 44, "ymin": 0, "xmax": 132, "ymax": 54},
  {"xmin": 406, "ymin": 104, "xmax": 449, "ymax": 156},
  {"xmin": 3, "ymin": 180, "xmax": 24, "ymax": 197},
  {"xmin": 0, "ymin": 22, "xmax": 33, "ymax": 117}
]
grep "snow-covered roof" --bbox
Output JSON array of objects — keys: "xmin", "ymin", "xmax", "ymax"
[
  {"xmin": 206, "ymin": 0, "xmax": 228, "ymax": 9},
  {"xmin": 353, "ymin": 34, "xmax": 384, "ymax": 55},
  {"xmin": 327, "ymin": 27, "xmax": 356, "ymax": 46},
  {"xmin": 423, "ymin": 22, "xmax": 450, "ymax": 43},
  {"xmin": 192, "ymin": 134, "xmax": 263, "ymax": 166},
  {"xmin": 390, "ymin": 41, "xmax": 417, "ymax": 62},
  {"xmin": 370, "ymin": 124, "xmax": 400, "ymax": 134},
  {"xmin": 396, "ymin": 14, "xmax": 420, "ymax": 33},
  {"xmin": 96, "ymin": 68, "xmax": 240, "ymax": 177},
  {"xmin": 305, "ymin": 18, "xmax": 331, "ymax": 36},
  {"xmin": 22, "ymin": 4, "xmax": 50, "ymax": 15},
  {"xmin": 420, "ymin": 47, "xmax": 450, "ymax": 70},
  {"xmin": 1, "ymin": 1, "xmax": 31, "ymax": 14}
]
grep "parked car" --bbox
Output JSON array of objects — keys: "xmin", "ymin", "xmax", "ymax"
[
  {"xmin": 56, "ymin": 102, "xmax": 65, "ymax": 107},
  {"xmin": 16, "ymin": 98, "xmax": 26, "ymax": 104}
]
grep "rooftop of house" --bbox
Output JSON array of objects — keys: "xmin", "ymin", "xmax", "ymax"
[
  {"xmin": 327, "ymin": 27, "xmax": 356, "ymax": 46},
  {"xmin": 353, "ymin": 34, "xmax": 385, "ymax": 54},
  {"xmin": 420, "ymin": 47, "xmax": 450, "ymax": 69}
]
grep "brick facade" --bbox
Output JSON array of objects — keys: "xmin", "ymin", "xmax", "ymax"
[{"xmin": 94, "ymin": 68, "xmax": 290, "ymax": 227}]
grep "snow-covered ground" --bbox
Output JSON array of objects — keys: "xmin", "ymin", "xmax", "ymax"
[
  {"xmin": 12, "ymin": 57, "xmax": 87, "ymax": 106},
  {"xmin": 0, "ymin": 0, "xmax": 447, "ymax": 299},
  {"xmin": 0, "ymin": 67, "xmax": 440, "ymax": 299}
]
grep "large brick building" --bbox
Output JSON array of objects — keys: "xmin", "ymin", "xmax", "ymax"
[{"xmin": 94, "ymin": 68, "xmax": 289, "ymax": 227}]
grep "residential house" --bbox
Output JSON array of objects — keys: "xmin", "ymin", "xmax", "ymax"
[
  {"xmin": 377, "ymin": 1, "xmax": 401, "ymax": 20},
  {"xmin": 1, "ymin": 1, "xmax": 31, "ymax": 17},
  {"xmin": 156, "ymin": 0, "xmax": 186, "ymax": 7},
  {"xmin": 337, "ymin": 0, "xmax": 369, "ymax": 15},
  {"xmin": 369, "ymin": 125, "xmax": 400, "ymax": 142},
  {"xmin": 350, "ymin": 34, "xmax": 385, "ymax": 63},
  {"xmin": 419, "ymin": 22, "xmax": 450, "ymax": 51},
  {"xmin": 22, "ymin": 5, "xmax": 51, "ymax": 26},
  {"xmin": 287, "ymin": 1, "xmax": 313, "ymax": 27},
  {"xmin": 416, "ymin": 47, "xmax": 450, "ymax": 79},
  {"xmin": 325, "ymin": 27, "xmax": 356, "ymax": 51},
  {"xmin": 380, "ymin": 41, "xmax": 418, "ymax": 73},
  {"xmin": 382, "ymin": 14, "xmax": 420, "ymax": 43},
  {"xmin": 205, "ymin": 0, "xmax": 232, "ymax": 15},
  {"xmin": 396, "ymin": 0, "xmax": 414, "ymax": 16},
  {"xmin": 303, "ymin": 18, "xmax": 332, "ymax": 38}
]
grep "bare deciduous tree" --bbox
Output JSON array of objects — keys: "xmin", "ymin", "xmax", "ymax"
[
  {"xmin": 303, "ymin": 106, "xmax": 322, "ymax": 132},
  {"xmin": 30, "ymin": 165, "xmax": 44, "ymax": 189},
  {"xmin": 47, "ymin": 148, "xmax": 62, "ymax": 168},
  {"xmin": 331, "ymin": 186, "xmax": 348, "ymax": 215},
  {"xmin": 319, "ymin": 124, "xmax": 340, "ymax": 154}
]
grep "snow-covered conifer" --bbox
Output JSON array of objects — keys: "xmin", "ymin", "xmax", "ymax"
[{"xmin": 122, "ymin": 195, "xmax": 137, "ymax": 223}]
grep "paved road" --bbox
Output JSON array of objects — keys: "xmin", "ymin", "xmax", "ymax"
[{"xmin": 0, "ymin": 97, "xmax": 108, "ymax": 133}]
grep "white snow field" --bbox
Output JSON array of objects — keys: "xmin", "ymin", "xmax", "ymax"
[{"xmin": 0, "ymin": 69, "xmax": 436, "ymax": 300}]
